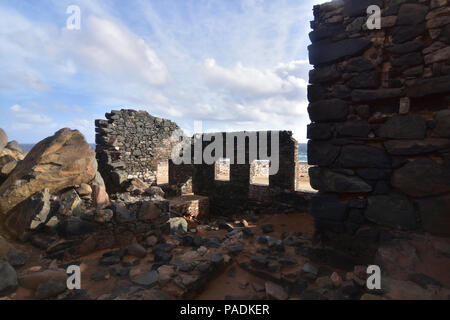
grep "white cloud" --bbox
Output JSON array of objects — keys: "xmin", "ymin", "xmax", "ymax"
[
  {"xmin": 10, "ymin": 104, "xmax": 52, "ymax": 124},
  {"xmin": 1, "ymin": 1, "xmax": 321, "ymax": 143},
  {"xmin": 0, "ymin": 8, "xmax": 168, "ymax": 94},
  {"xmin": 63, "ymin": 16, "xmax": 168, "ymax": 86},
  {"xmin": 200, "ymin": 58, "xmax": 307, "ymax": 99}
]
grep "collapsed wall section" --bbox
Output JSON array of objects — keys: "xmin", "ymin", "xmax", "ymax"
[
  {"xmin": 95, "ymin": 109, "xmax": 181, "ymax": 193},
  {"xmin": 307, "ymin": 0, "xmax": 450, "ymax": 238}
]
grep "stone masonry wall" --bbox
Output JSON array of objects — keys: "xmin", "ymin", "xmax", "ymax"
[
  {"xmin": 177, "ymin": 131, "xmax": 309, "ymax": 216},
  {"xmin": 307, "ymin": 0, "xmax": 450, "ymax": 238},
  {"xmin": 95, "ymin": 110, "xmax": 181, "ymax": 193}
]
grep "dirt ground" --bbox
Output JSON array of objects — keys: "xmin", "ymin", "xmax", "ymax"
[{"xmin": 3, "ymin": 212, "xmax": 450, "ymax": 300}]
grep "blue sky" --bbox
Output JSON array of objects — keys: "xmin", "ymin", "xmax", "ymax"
[{"xmin": 0, "ymin": 0, "xmax": 324, "ymax": 143}]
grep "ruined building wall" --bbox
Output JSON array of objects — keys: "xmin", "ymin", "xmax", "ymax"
[
  {"xmin": 95, "ymin": 110, "xmax": 181, "ymax": 193},
  {"xmin": 307, "ymin": 0, "xmax": 450, "ymax": 238},
  {"xmin": 179, "ymin": 131, "xmax": 309, "ymax": 216}
]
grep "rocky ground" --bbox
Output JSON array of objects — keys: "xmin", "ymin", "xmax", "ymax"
[
  {"xmin": 0, "ymin": 127, "xmax": 449, "ymax": 300},
  {"xmin": 1, "ymin": 212, "xmax": 450, "ymax": 300}
]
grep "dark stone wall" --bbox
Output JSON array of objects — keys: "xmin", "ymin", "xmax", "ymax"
[
  {"xmin": 95, "ymin": 109, "xmax": 181, "ymax": 193},
  {"xmin": 307, "ymin": 0, "xmax": 450, "ymax": 238},
  {"xmin": 171, "ymin": 131, "xmax": 309, "ymax": 216}
]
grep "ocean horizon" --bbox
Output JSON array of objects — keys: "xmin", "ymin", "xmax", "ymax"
[{"xmin": 19, "ymin": 143, "xmax": 309, "ymax": 162}]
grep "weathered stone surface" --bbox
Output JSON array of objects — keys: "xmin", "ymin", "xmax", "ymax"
[
  {"xmin": 6, "ymin": 249, "xmax": 28, "ymax": 267},
  {"xmin": 91, "ymin": 171, "xmax": 109, "ymax": 209},
  {"xmin": 94, "ymin": 209, "xmax": 113, "ymax": 223},
  {"xmin": 344, "ymin": 57, "xmax": 374, "ymax": 73},
  {"xmin": 336, "ymin": 121, "xmax": 370, "ymax": 137},
  {"xmin": 392, "ymin": 52, "xmax": 423, "ymax": 68},
  {"xmin": 433, "ymin": 110, "xmax": 450, "ymax": 138},
  {"xmin": 132, "ymin": 271, "xmax": 159, "ymax": 288},
  {"xmin": 127, "ymin": 243, "xmax": 147, "ymax": 258},
  {"xmin": 138, "ymin": 201, "xmax": 161, "ymax": 221},
  {"xmin": 418, "ymin": 195, "xmax": 450, "ymax": 237},
  {"xmin": 265, "ymin": 281, "xmax": 288, "ymax": 300},
  {"xmin": 330, "ymin": 85, "xmax": 351, "ymax": 99},
  {"xmin": 351, "ymin": 88, "xmax": 404, "ymax": 102},
  {"xmin": 307, "ymin": 123, "xmax": 333, "ymax": 140},
  {"xmin": 392, "ymin": 24, "xmax": 426, "ymax": 44},
  {"xmin": 382, "ymin": 277, "xmax": 432, "ymax": 300},
  {"xmin": 308, "ymin": 99, "xmax": 349, "ymax": 122},
  {"xmin": 309, "ymin": 25, "xmax": 345, "ymax": 43},
  {"xmin": 58, "ymin": 189, "xmax": 83, "ymax": 216},
  {"xmin": 96, "ymin": 110, "xmax": 182, "ymax": 191},
  {"xmin": 125, "ymin": 178, "xmax": 149, "ymax": 195},
  {"xmin": 441, "ymin": 24, "xmax": 450, "ymax": 44},
  {"xmin": 0, "ymin": 260, "xmax": 17, "ymax": 296},
  {"xmin": 406, "ymin": 75, "xmax": 450, "ymax": 97},
  {"xmin": 346, "ymin": 17, "xmax": 365, "ymax": 33},
  {"xmin": 392, "ymin": 159, "xmax": 450, "ymax": 197},
  {"xmin": 4, "ymin": 189, "xmax": 50, "ymax": 239},
  {"xmin": 309, "ymin": 167, "xmax": 372, "ymax": 193},
  {"xmin": 396, "ymin": 4, "xmax": 428, "ymax": 26},
  {"xmin": 307, "ymin": 85, "xmax": 326, "ymax": 103},
  {"xmin": 18, "ymin": 269, "xmax": 66, "ymax": 290},
  {"xmin": 348, "ymin": 72, "xmax": 379, "ymax": 89},
  {"xmin": 386, "ymin": 41, "xmax": 424, "ymax": 54},
  {"xmin": 384, "ymin": 139, "xmax": 450, "ymax": 155},
  {"xmin": 356, "ymin": 168, "xmax": 390, "ymax": 180},
  {"xmin": 378, "ymin": 115, "xmax": 426, "ymax": 139},
  {"xmin": 307, "ymin": 141, "xmax": 340, "ymax": 166},
  {"xmin": 424, "ymin": 46, "xmax": 450, "ymax": 64},
  {"xmin": 338, "ymin": 145, "xmax": 391, "ymax": 168},
  {"xmin": 112, "ymin": 203, "xmax": 134, "ymax": 223},
  {"xmin": 308, "ymin": 38, "xmax": 372, "ymax": 65},
  {"xmin": 365, "ymin": 194, "xmax": 417, "ymax": 230},
  {"xmin": 0, "ymin": 129, "xmax": 7, "ymax": 152},
  {"xmin": 310, "ymin": 193, "xmax": 347, "ymax": 221},
  {"xmin": 168, "ymin": 217, "xmax": 188, "ymax": 234},
  {"xmin": 309, "ymin": 65, "xmax": 341, "ymax": 84},
  {"xmin": 0, "ymin": 129, "xmax": 97, "ymax": 216},
  {"xmin": 34, "ymin": 279, "xmax": 66, "ymax": 299},
  {"xmin": 76, "ymin": 183, "xmax": 92, "ymax": 197},
  {"xmin": 344, "ymin": 0, "xmax": 383, "ymax": 17},
  {"xmin": 58, "ymin": 217, "xmax": 97, "ymax": 237}
]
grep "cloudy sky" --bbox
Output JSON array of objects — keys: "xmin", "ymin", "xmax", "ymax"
[{"xmin": 0, "ymin": 0, "xmax": 324, "ymax": 143}]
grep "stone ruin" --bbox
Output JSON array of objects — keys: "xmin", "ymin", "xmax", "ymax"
[
  {"xmin": 307, "ymin": 0, "xmax": 450, "ymax": 250},
  {"xmin": 95, "ymin": 113, "xmax": 311, "ymax": 218},
  {"xmin": 95, "ymin": 110, "xmax": 181, "ymax": 193},
  {"xmin": 0, "ymin": 0, "xmax": 449, "ymax": 301}
]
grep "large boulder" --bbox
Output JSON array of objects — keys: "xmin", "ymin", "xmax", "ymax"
[
  {"xmin": 4, "ymin": 189, "xmax": 51, "ymax": 240},
  {"xmin": 0, "ymin": 129, "xmax": 97, "ymax": 217},
  {"xmin": 0, "ymin": 140, "xmax": 26, "ymax": 184}
]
